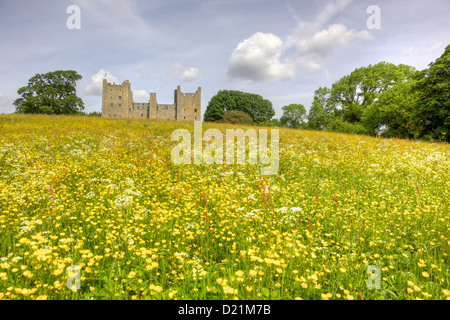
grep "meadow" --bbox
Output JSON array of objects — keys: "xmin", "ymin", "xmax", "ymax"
[{"xmin": 0, "ymin": 114, "xmax": 448, "ymax": 300}]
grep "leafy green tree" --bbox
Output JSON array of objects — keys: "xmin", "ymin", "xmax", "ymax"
[
  {"xmin": 14, "ymin": 70, "xmax": 84, "ymax": 114},
  {"xmin": 363, "ymin": 78, "xmax": 419, "ymax": 138},
  {"xmin": 222, "ymin": 110, "xmax": 253, "ymax": 124},
  {"xmin": 330, "ymin": 62, "xmax": 416, "ymax": 123},
  {"xmin": 203, "ymin": 90, "xmax": 275, "ymax": 123},
  {"xmin": 410, "ymin": 44, "xmax": 450, "ymax": 141},
  {"xmin": 280, "ymin": 104, "xmax": 306, "ymax": 129},
  {"xmin": 307, "ymin": 87, "xmax": 339, "ymax": 129}
]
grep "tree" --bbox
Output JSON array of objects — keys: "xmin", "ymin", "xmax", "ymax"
[
  {"xmin": 330, "ymin": 62, "xmax": 416, "ymax": 123},
  {"xmin": 14, "ymin": 70, "xmax": 84, "ymax": 114},
  {"xmin": 410, "ymin": 44, "xmax": 450, "ymax": 141},
  {"xmin": 280, "ymin": 104, "xmax": 307, "ymax": 129},
  {"xmin": 203, "ymin": 90, "xmax": 275, "ymax": 123},
  {"xmin": 307, "ymin": 87, "xmax": 339, "ymax": 129},
  {"xmin": 362, "ymin": 78, "xmax": 419, "ymax": 138},
  {"xmin": 222, "ymin": 110, "xmax": 253, "ymax": 124}
]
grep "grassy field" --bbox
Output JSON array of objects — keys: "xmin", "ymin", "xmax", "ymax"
[{"xmin": 0, "ymin": 114, "xmax": 448, "ymax": 300}]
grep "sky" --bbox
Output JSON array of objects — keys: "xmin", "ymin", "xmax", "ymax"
[{"xmin": 0, "ymin": 0, "xmax": 449, "ymax": 119}]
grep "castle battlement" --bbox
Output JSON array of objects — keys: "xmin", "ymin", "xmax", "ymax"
[{"xmin": 101, "ymin": 79, "xmax": 201, "ymax": 121}]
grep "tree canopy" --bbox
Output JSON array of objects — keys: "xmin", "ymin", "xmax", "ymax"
[
  {"xmin": 410, "ymin": 44, "xmax": 450, "ymax": 141},
  {"xmin": 307, "ymin": 87, "xmax": 339, "ymax": 130},
  {"xmin": 280, "ymin": 104, "xmax": 307, "ymax": 129},
  {"xmin": 330, "ymin": 62, "xmax": 416, "ymax": 124},
  {"xmin": 14, "ymin": 70, "xmax": 84, "ymax": 115},
  {"xmin": 362, "ymin": 78, "xmax": 419, "ymax": 138},
  {"xmin": 203, "ymin": 90, "xmax": 275, "ymax": 124}
]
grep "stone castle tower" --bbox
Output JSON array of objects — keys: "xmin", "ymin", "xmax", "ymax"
[{"xmin": 102, "ymin": 79, "xmax": 201, "ymax": 121}]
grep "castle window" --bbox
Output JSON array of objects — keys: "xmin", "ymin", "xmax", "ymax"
[
  {"xmin": 118, "ymin": 96, "xmax": 122, "ymax": 100},
  {"xmin": 194, "ymin": 109, "xmax": 197, "ymax": 113},
  {"xmin": 118, "ymin": 104, "xmax": 121, "ymax": 107},
  {"xmin": 141, "ymin": 114, "xmax": 143, "ymax": 118},
  {"xmin": 109, "ymin": 114, "xmax": 111, "ymax": 117},
  {"xmin": 195, "ymin": 117, "xmax": 197, "ymax": 120},
  {"xmin": 114, "ymin": 114, "xmax": 116, "ymax": 118},
  {"xmin": 110, "ymin": 103, "xmax": 113, "ymax": 107},
  {"xmin": 129, "ymin": 108, "xmax": 131, "ymax": 112},
  {"xmin": 119, "ymin": 114, "xmax": 121, "ymax": 118},
  {"xmin": 184, "ymin": 116, "xmax": 186, "ymax": 120}
]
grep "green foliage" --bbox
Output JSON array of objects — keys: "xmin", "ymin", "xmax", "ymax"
[
  {"xmin": 204, "ymin": 90, "xmax": 275, "ymax": 124},
  {"xmin": 305, "ymin": 61, "xmax": 433, "ymax": 139},
  {"xmin": 330, "ymin": 62, "xmax": 416, "ymax": 123},
  {"xmin": 257, "ymin": 118, "xmax": 281, "ymax": 127},
  {"xmin": 410, "ymin": 44, "xmax": 450, "ymax": 142},
  {"xmin": 14, "ymin": 70, "xmax": 84, "ymax": 115},
  {"xmin": 221, "ymin": 110, "xmax": 253, "ymax": 124},
  {"xmin": 86, "ymin": 111, "xmax": 102, "ymax": 117},
  {"xmin": 363, "ymin": 78, "xmax": 420, "ymax": 138},
  {"xmin": 326, "ymin": 118, "xmax": 369, "ymax": 135},
  {"xmin": 279, "ymin": 104, "xmax": 307, "ymax": 129},
  {"xmin": 307, "ymin": 87, "xmax": 339, "ymax": 129}
]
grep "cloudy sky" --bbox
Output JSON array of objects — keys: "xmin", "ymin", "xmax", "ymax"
[{"xmin": 0, "ymin": 0, "xmax": 449, "ymax": 118}]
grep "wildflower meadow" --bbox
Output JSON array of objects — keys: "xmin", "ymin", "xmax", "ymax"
[{"xmin": 0, "ymin": 114, "xmax": 448, "ymax": 300}]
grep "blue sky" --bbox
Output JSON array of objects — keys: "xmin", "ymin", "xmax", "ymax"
[{"xmin": 0, "ymin": 0, "xmax": 449, "ymax": 118}]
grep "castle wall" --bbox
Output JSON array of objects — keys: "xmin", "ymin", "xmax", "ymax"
[
  {"xmin": 102, "ymin": 79, "xmax": 200, "ymax": 121},
  {"xmin": 130, "ymin": 103, "xmax": 150, "ymax": 119},
  {"xmin": 175, "ymin": 86, "xmax": 201, "ymax": 121},
  {"xmin": 156, "ymin": 104, "xmax": 176, "ymax": 120},
  {"xmin": 102, "ymin": 79, "xmax": 132, "ymax": 119}
]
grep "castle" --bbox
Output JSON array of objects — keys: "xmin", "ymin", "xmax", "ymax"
[{"xmin": 101, "ymin": 79, "xmax": 201, "ymax": 121}]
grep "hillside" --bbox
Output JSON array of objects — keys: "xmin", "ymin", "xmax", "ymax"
[{"xmin": 0, "ymin": 114, "xmax": 449, "ymax": 300}]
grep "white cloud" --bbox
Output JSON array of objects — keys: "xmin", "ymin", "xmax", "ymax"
[
  {"xmin": 227, "ymin": 0, "xmax": 372, "ymax": 79},
  {"xmin": 427, "ymin": 41, "xmax": 444, "ymax": 53},
  {"xmin": 136, "ymin": 64, "xmax": 153, "ymax": 78},
  {"xmin": 76, "ymin": 0, "xmax": 156, "ymax": 45},
  {"xmin": 181, "ymin": 68, "xmax": 200, "ymax": 82},
  {"xmin": 315, "ymin": 0, "xmax": 354, "ymax": 27},
  {"xmin": 132, "ymin": 90, "xmax": 149, "ymax": 102},
  {"xmin": 0, "ymin": 92, "xmax": 14, "ymax": 114},
  {"xmin": 402, "ymin": 41, "xmax": 444, "ymax": 57},
  {"xmin": 85, "ymin": 69, "xmax": 118, "ymax": 96},
  {"xmin": 169, "ymin": 62, "xmax": 184, "ymax": 77},
  {"xmin": 227, "ymin": 32, "xmax": 295, "ymax": 82},
  {"xmin": 295, "ymin": 24, "xmax": 373, "ymax": 71},
  {"xmin": 169, "ymin": 63, "xmax": 200, "ymax": 82},
  {"xmin": 297, "ymin": 24, "xmax": 372, "ymax": 56}
]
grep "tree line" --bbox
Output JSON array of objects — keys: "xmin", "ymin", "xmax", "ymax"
[
  {"xmin": 205, "ymin": 44, "xmax": 449, "ymax": 142},
  {"xmin": 12, "ymin": 45, "xmax": 449, "ymax": 141}
]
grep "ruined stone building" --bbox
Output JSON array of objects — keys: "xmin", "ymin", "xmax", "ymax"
[{"xmin": 101, "ymin": 79, "xmax": 201, "ymax": 121}]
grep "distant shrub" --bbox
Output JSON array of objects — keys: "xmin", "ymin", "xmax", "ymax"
[
  {"xmin": 87, "ymin": 111, "xmax": 102, "ymax": 117},
  {"xmin": 326, "ymin": 118, "xmax": 369, "ymax": 135},
  {"xmin": 258, "ymin": 119, "xmax": 281, "ymax": 127},
  {"xmin": 222, "ymin": 110, "xmax": 253, "ymax": 124}
]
